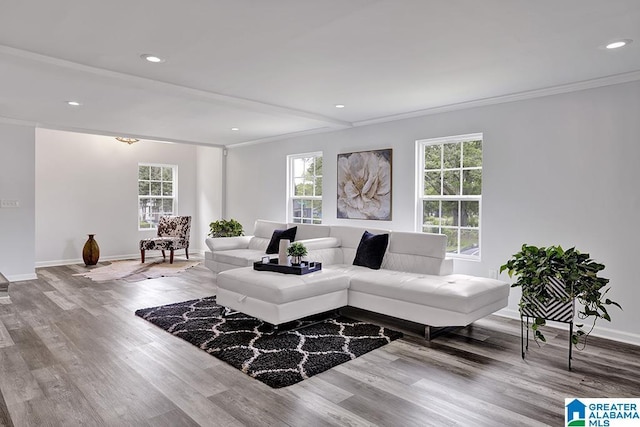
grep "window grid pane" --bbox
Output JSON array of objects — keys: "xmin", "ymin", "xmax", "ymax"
[
  {"xmin": 419, "ymin": 137, "xmax": 482, "ymax": 258},
  {"xmin": 138, "ymin": 164, "xmax": 176, "ymax": 230},
  {"xmin": 289, "ymin": 153, "xmax": 322, "ymax": 223}
]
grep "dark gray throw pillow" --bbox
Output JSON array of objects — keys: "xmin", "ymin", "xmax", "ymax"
[
  {"xmin": 266, "ymin": 226, "xmax": 297, "ymax": 254},
  {"xmin": 353, "ymin": 231, "xmax": 389, "ymax": 269}
]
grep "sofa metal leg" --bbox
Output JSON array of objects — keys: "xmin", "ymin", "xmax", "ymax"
[
  {"xmin": 170, "ymin": 250, "xmax": 174, "ymax": 264},
  {"xmin": 425, "ymin": 326, "xmax": 432, "ymax": 341},
  {"xmin": 161, "ymin": 250, "xmax": 166, "ymax": 260},
  {"xmin": 424, "ymin": 325, "xmax": 460, "ymax": 340},
  {"xmin": 140, "ymin": 250, "xmax": 145, "ymax": 263},
  {"xmin": 185, "ymin": 247, "xmax": 189, "ymax": 260}
]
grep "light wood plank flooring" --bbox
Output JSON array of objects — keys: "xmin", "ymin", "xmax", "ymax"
[{"xmin": 0, "ymin": 262, "xmax": 638, "ymax": 426}]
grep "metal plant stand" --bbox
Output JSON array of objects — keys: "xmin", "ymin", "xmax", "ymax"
[{"xmin": 521, "ymin": 277, "xmax": 575, "ymax": 370}]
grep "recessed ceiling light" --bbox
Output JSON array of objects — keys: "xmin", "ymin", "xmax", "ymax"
[
  {"xmin": 140, "ymin": 54, "xmax": 165, "ymax": 63},
  {"xmin": 231, "ymin": 127, "xmax": 239, "ymax": 131},
  {"xmin": 66, "ymin": 101, "xmax": 81, "ymax": 106},
  {"xmin": 335, "ymin": 104, "xmax": 345, "ymax": 108},
  {"xmin": 606, "ymin": 39, "xmax": 632, "ymax": 49}
]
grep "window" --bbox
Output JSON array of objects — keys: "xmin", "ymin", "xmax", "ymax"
[
  {"xmin": 288, "ymin": 152, "xmax": 322, "ymax": 224},
  {"xmin": 138, "ymin": 164, "xmax": 177, "ymax": 230},
  {"xmin": 417, "ymin": 133, "xmax": 482, "ymax": 258}
]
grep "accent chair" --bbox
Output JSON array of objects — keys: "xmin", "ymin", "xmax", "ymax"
[{"xmin": 140, "ymin": 215, "xmax": 191, "ymax": 264}]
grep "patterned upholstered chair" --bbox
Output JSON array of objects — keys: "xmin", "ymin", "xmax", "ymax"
[{"xmin": 140, "ymin": 216, "xmax": 191, "ymax": 264}]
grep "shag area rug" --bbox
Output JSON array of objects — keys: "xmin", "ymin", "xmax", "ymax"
[
  {"xmin": 75, "ymin": 259, "xmax": 200, "ymax": 282},
  {"xmin": 135, "ymin": 296, "xmax": 403, "ymax": 388}
]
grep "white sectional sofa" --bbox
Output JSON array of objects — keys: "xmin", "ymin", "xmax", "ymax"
[{"xmin": 206, "ymin": 220, "xmax": 509, "ymax": 336}]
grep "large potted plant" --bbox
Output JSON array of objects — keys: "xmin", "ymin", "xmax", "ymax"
[
  {"xmin": 500, "ymin": 244, "xmax": 621, "ymax": 347},
  {"xmin": 208, "ymin": 219, "xmax": 244, "ymax": 238}
]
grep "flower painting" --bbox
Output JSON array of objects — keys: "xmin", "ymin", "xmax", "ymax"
[{"xmin": 337, "ymin": 149, "xmax": 392, "ymax": 220}]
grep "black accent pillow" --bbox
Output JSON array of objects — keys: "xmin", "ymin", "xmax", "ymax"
[
  {"xmin": 353, "ymin": 231, "xmax": 389, "ymax": 270},
  {"xmin": 265, "ymin": 226, "xmax": 297, "ymax": 254}
]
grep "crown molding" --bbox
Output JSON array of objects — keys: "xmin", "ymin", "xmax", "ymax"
[
  {"xmin": 0, "ymin": 115, "xmax": 37, "ymax": 127},
  {"xmin": 39, "ymin": 123, "xmax": 226, "ymax": 148},
  {"xmin": 225, "ymin": 126, "xmax": 332, "ymax": 149},
  {"xmin": 353, "ymin": 70, "xmax": 640, "ymax": 127}
]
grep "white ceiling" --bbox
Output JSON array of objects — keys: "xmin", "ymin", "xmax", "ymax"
[{"xmin": 1, "ymin": 0, "xmax": 639, "ymax": 147}]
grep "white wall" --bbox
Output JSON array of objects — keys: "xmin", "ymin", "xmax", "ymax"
[
  {"xmin": 226, "ymin": 80, "xmax": 640, "ymax": 345},
  {"xmin": 35, "ymin": 129, "xmax": 222, "ymax": 265},
  {"xmin": 196, "ymin": 145, "xmax": 224, "ymax": 249},
  {"xmin": 0, "ymin": 122, "xmax": 36, "ymax": 281}
]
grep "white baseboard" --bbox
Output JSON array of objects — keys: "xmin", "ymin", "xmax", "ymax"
[
  {"xmin": 493, "ymin": 308, "xmax": 640, "ymax": 347},
  {"xmin": 4, "ymin": 273, "xmax": 38, "ymax": 282},
  {"xmin": 35, "ymin": 251, "xmax": 204, "ymax": 268},
  {"xmin": 35, "ymin": 253, "xmax": 140, "ymax": 268}
]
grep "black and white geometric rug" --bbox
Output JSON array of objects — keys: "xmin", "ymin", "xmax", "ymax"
[{"xmin": 135, "ymin": 296, "xmax": 402, "ymax": 388}]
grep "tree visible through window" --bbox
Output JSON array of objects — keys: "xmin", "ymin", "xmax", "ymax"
[
  {"xmin": 138, "ymin": 164, "xmax": 177, "ymax": 229},
  {"xmin": 288, "ymin": 153, "xmax": 322, "ymax": 224},
  {"xmin": 417, "ymin": 134, "xmax": 482, "ymax": 257}
]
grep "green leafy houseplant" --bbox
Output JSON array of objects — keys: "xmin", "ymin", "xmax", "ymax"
[
  {"xmin": 208, "ymin": 219, "xmax": 244, "ymax": 238},
  {"xmin": 287, "ymin": 242, "xmax": 308, "ymax": 265},
  {"xmin": 500, "ymin": 244, "xmax": 621, "ymax": 347}
]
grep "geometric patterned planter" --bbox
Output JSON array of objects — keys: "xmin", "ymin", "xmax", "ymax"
[{"xmin": 520, "ymin": 277, "xmax": 575, "ymax": 370}]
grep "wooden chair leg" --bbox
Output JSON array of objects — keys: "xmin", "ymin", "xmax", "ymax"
[
  {"xmin": 161, "ymin": 250, "xmax": 166, "ymax": 260},
  {"xmin": 141, "ymin": 250, "xmax": 145, "ymax": 263},
  {"xmin": 185, "ymin": 247, "xmax": 189, "ymax": 260},
  {"xmin": 169, "ymin": 250, "xmax": 174, "ymax": 264}
]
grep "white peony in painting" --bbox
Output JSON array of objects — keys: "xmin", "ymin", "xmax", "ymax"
[{"xmin": 337, "ymin": 149, "xmax": 392, "ymax": 220}]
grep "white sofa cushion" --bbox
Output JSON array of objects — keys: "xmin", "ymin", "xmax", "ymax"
[
  {"xmin": 347, "ymin": 271, "xmax": 510, "ymax": 314},
  {"xmin": 205, "ymin": 236, "xmax": 251, "ymax": 252},
  {"xmin": 247, "ymin": 237, "xmax": 271, "ymax": 251},
  {"xmin": 288, "ymin": 223, "xmax": 331, "ymax": 240},
  {"xmin": 382, "ymin": 253, "xmax": 450, "ymax": 276},
  {"xmin": 329, "ymin": 226, "xmax": 390, "ymax": 249},
  {"xmin": 329, "ymin": 226, "xmax": 389, "ymax": 264},
  {"xmin": 300, "ymin": 237, "xmax": 341, "ymax": 250},
  {"xmin": 253, "ymin": 220, "xmax": 288, "ymax": 239},
  {"xmin": 217, "ymin": 268, "xmax": 350, "ymax": 305},
  {"xmin": 388, "ymin": 231, "xmax": 446, "ymax": 259},
  {"xmin": 213, "ymin": 249, "xmax": 267, "ymax": 267}
]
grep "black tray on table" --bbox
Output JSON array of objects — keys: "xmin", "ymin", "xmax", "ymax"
[{"xmin": 253, "ymin": 259, "xmax": 322, "ymax": 275}]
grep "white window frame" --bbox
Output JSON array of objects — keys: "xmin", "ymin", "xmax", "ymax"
[
  {"xmin": 138, "ymin": 163, "xmax": 178, "ymax": 230},
  {"xmin": 416, "ymin": 133, "xmax": 482, "ymax": 260},
  {"xmin": 287, "ymin": 151, "xmax": 322, "ymax": 224}
]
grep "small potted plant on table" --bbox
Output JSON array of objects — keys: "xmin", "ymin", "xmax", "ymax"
[{"xmin": 287, "ymin": 242, "xmax": 308, "ymax": 266}]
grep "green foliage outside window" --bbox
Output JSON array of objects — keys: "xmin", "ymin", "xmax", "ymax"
[
  {"xmin": 291, "ymin": 154, "xmax": 322, "ymax": 224},
  {"xmin": 421, "ymin": 139, "xmax": 482, "ymax": 255},
  {"xmin": 138, "ymin": 164, "xmax": 176, "ymax": 229}
]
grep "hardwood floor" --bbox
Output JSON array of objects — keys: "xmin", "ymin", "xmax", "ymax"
[
  {"xmin": 0, "ymin": 272, "xmax": 9, "ymax": 301},
  {"xmin": 0, "ymin": 261, "xmax": 638, "ymax": 426}
]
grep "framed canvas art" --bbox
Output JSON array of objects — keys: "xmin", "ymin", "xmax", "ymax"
[{"xmin": 337, "ymin": 148, "xmax": 392, "ymax": 220}]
